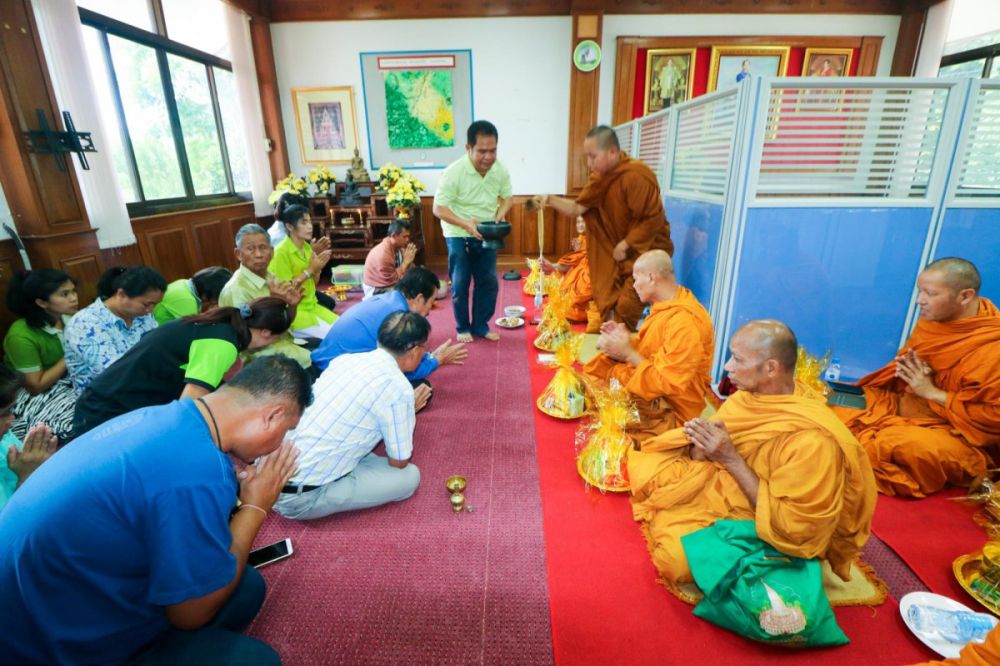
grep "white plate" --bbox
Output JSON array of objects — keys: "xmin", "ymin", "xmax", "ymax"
[
  {"xmin": 495, "ymin": 316, "xmax": 524, "ymax": 329},
  {"xmin": 899, "ymin": 591, "xmax": 997, "ymax": 658}
]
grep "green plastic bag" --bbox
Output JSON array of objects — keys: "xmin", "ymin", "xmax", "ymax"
[{"xmin": 681, "ymin": 520, "xmax": 848, "ymax": 647}]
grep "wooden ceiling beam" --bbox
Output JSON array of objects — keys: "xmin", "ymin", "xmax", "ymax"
[{"xmin": 266, "ymin": 0, "xmax": 930, "ymax": 22}]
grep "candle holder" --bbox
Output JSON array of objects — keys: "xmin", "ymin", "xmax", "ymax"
[{"xmin": 446, "ymin": 475, "xmax": 468, "ymax": 513}]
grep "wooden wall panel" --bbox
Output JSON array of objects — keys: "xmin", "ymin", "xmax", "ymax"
[
  {"xmin": 0, "ymin": 241, "xmax": 25, "ymax": 336},
  {"xmin": 566, "ymin": 15, "xmax": 603, "ymax": 195},
  {"xmin": 60, "ymin": 254, "xmax": 103, "ymax": 308},
  {"xmin": 132, "ymin": 202, "xmax": 254, "ymax": 281}
]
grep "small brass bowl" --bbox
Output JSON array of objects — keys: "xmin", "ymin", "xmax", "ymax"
[
  {"xmin": 450, "ymin": 492, "xmax": 466, "ymax": 512},
  {"xmin": 445, "ymin": 475, "xmax": 467, "ymax": 494}
]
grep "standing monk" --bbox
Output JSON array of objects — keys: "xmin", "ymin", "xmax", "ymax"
[
  {"xmin": 628, "ymin": 320, "xmax": 876, "ymax": 587},
  {"xmin": 835, "ymin": 258, "xmax": 1000, "ymax": 497},
  {"xmin": 584, "ymin": 250, "xmax": 714, "ymax": 444},
  {"xmin": 539, "ymin": 125, "xmax": 673, "ymax": 330}
]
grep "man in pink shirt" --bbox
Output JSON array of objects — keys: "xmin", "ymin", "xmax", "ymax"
[{"xmin": 362, "ymin": 220, "xmax": 418, "ymax": 299}]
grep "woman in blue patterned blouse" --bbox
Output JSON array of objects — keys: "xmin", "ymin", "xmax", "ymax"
[{"xmin": 63, "ymin": 266, "xmax": 166, "ymax": 394}]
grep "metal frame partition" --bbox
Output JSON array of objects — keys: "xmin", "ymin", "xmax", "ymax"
[{"xmin": 615, "ymin": 76, "xmax": 998, "ymax": 383}]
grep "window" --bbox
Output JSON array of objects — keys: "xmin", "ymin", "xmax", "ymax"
[
  {"xmin": 79, "ymin": 0, "xmax": 249, "ymax": 214},
  {"xmin": 939, "ymin": 28, "xmax": 1000, "ymax": 80}
]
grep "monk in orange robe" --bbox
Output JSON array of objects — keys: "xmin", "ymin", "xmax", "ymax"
[
  {"xmin": 542, "ymin": 216, "xmax": 592, "ymax": 324},
  {"xmin": 915, "ymin": 623, "xmax": 1000, "ymax": 665},
  {"xmin": 835, "ymin": 258, "xmax": 1000, "ymax": 498},
  {"xmin": 584, "ymin": 250, "xmax": 714, "ymax": 444},
  {"xmin": 629, "ymin": 320, "xmax": 877, "ymax": 587},
  {"xmin": 537, "ymin": 125, "xmax": 673, "ymax": 330}
]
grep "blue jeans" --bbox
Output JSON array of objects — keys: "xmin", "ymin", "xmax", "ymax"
[
  {"xmin": 446, "ymin": 237, "xmax": 498, "ymax": 336},
  {"xmin": 130, "ymin": 566, "xmax": 280, "ymax": 665}
]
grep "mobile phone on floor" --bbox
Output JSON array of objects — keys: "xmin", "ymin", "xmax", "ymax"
[
  {"xmin": 248, "ymin": 538, "xmax": 294, "ymax": 569},
  {"xmin": 827, "ymin": 381, "xmax": 864, "ymax": 395}
]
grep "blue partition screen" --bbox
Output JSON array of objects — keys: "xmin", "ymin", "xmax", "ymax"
[
  {"xmin": 725, "ymin": 207, "xmax": 934, "ymax": 380},
  {"xmin": 663, "ymin": 197, "xmax": 723, "ymax": 309},
  {"xmin": 933, "ymin": 207, "xmax": 1000, "ymax": 305}
]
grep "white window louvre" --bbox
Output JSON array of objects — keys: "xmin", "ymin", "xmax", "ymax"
[
  {"xmin": 615, "ymin": 123, "xmax": 635, "ymax": 157},
  {"xmin": 955, "ymin": 85, "xmax": 1000, "ymax": 199},
  {"xmin": 636, "ymin": 114, "xmax": 670, "ymax": 183},
  {"xmin": 671, "ymin": 92, "xmax": 738, "ymax": 199},
  {"xmin": 756, "ymin": 85, "xmax": 949, "ymax": 199}
]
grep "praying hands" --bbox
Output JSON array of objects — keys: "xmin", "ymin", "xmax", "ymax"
[
  {"xmin": 895, "ymin": 349, "xmax": 947, "ymax": 405},
  {"xmin": 596, "ymin": 321, "xmax": 644, "ymax": 367}
]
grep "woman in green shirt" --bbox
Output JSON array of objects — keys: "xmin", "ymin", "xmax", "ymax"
[
  {"xmin": 152, "ymin": 266, "xmax": 232, "ymax": 325},
  {"xmin": 268, "ymin": 204, "xmax": 336, "ymax": 340},
  {"xmin": 3, "ymin": 269, "xmax": 79, "ymax": 441}
]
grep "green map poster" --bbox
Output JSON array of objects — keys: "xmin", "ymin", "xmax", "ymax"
[{"xmin": 383, "ymin": 69, "xmax": 454, "ymax": 149}]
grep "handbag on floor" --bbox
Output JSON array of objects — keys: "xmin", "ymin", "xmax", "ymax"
[{"xmin": 681, "ymin": 519, "xmax": 848, "ymax": 647}]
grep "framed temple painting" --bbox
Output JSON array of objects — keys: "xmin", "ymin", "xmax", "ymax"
[
  {"xmin": 708, "ymin": 46, "xmax": 790, "ymax": 92},
  {"xmin": 644, "ymin": 48, "xmax": 696, "ymax": 115},
  {"xmin": 803, "ymin": 48, "xmax": 854, "ymax": 77},
  {"xmin": 291, "ymin": 86, "xmax": 360, "ymax": 165}
]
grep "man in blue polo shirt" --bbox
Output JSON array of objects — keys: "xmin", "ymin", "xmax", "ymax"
[
  {"xmin": 0, "ymin": 356, "xmax": 311, "ymax": 665},
  {"xmin": 312, "ymin": 267, "xmax": 467, "ymax": 410}
]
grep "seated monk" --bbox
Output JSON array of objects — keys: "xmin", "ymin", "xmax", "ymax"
[
  {"xmin": 628, "ymin": 320, "xmax": 876, "ymax": 587},
  {"xmin": 835, "ymin": 257, "xmax": 1000, "ymax": 498},
  {"xmin": 584, "ymin": 249, "xmax": 714, "ymax": 444},
  {"xmin": 542, "ymin": 216, "xmax": 593, "ymax": 326}
]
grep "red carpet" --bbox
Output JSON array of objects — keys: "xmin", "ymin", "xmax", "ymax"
[
  {"xmin": 872, "ymin": 489, "xmax": 987, "ymax": 604},
  {"xmin": 524, "ymin": 290, "xmax": 930, "ymax": 664},
  {"xmin": 247, "ymin": 277, "xmax": 553, "ymax": 664}
]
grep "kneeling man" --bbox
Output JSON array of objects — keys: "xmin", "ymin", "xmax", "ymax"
[
  {"xmin": 585, "ymin": 249, "xmax": 714, "ymax": 444},
  {"xmin": 628, "ymin": 320, "xmax": 876, "ymax": 587},
  {"xmin": 276, "ymin": 311, "xmax": 428, "ymax": 519},
  {"xmin": 836, "ymin": 257, "xmax": 1000, "ymax": 497}
]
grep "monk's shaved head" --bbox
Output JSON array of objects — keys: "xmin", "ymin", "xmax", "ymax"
[
  {"xmin": 634, "ymin": 250, "xmax": 674, "ymax": 279},
  {"xmin": 923, "ymin": 257, "xmax": 981, "ymax": 294},
  {"xmin": 735, "ymin": 320, "xmax": 798, "ymax": 372},
  {"xmin": 586, "ymin": 125, "xmax": 620, "ymax": 151}
]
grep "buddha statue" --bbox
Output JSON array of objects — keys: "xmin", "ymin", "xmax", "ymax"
[
  {"xmin": 350, "ymin": 148, "xmax": 371, "ymax": 183},
  {"xmin": 338, "ymin": 172, "xmax": 362, "ymax": 205}
]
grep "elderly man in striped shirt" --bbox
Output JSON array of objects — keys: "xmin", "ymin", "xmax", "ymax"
[{"xmin": 274, "ymin": 311, "xmax": 428, "ymax": 519}]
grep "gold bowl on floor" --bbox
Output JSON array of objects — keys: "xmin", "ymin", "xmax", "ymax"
[
  {"xmin": 445, "ymin": 475, "xmax": 467, "ymax": 494},
  {"xmin": 953, "ymin": 553, "xmax": 1000, "ymax": 616}
]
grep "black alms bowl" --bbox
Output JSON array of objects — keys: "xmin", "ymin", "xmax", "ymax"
[{"xmin": 476, "ymin": 221, "xmax": 512, "ymax": 250}]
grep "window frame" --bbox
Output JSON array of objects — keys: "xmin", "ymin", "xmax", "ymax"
[
  {"xmin": 939, "ymin": 42, "xmax": 1000, "ymax": 79},
  {"xmin": 79, "ymin": 5, "xmax": 250, "ymax": 217}
]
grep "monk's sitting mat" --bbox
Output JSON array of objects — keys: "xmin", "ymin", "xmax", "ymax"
[{"xmin": 682, "ymin": 520, "xmax": 849, "ymax": 648}]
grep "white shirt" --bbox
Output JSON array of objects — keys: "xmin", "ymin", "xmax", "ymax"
[{"xmin": 288, "ymin": 348, "xmax": 415, "ymax": 486}]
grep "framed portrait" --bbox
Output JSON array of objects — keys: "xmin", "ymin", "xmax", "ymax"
[
  {"xmin": 708, "ymin": 46, "xmax": 791, "ymax": 92},
  {"xmin": 291, "ymin": 86, "xmax": 360, "ymax": 165},
  {"xmin": 644, "ymin": 48, "xmax": 696, "ymax": 115},
  {"xmin": 802, "ymin": 48, "xmax": 854, "ymax": 77}
]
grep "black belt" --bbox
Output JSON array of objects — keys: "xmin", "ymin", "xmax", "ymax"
[{"xmin": 281, "ymin": 483, "xmax": 321, "ymax": 494}]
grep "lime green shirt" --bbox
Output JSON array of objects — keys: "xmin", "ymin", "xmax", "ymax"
[
  {"xmin": 152, "ymin": 279, "xmax": 199, "ymax": 325},
  {"xmin": 434, "ymin": 155, "xmax": 513, "ymax": 238},
  {"xmin": 3, "ymin": 316, "xmax": 70, "ymax": 373},
  {"xmin": 268, "ymin": 238, "xmax": 337, "ymax": 331},
  {"xmin": 218, "ymin": 265, "xmax": 312, "ymax": 368}
]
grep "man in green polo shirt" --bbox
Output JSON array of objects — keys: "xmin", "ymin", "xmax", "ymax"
[{"xmin": 432, "ymin": 120, "xmax": 513, "ymax": 342}]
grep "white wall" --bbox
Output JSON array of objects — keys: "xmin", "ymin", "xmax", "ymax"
[
  {"xmin": 598, "ymin": 14, "xmax": 901, "ymax": 124},
  {"xmin": 917, "ymin": 0, "xmax": 954, "ymax": 76},
  {"xmin": 270, "ymin": 17, "xmax": 573, "ymax": 195},
  {"xmin": 271, "ymin": 14, "xmax": 900, "ymax": 194}
]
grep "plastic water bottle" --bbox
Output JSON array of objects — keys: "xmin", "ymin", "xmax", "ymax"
[
  {"xmin": 824, "ymin": 357, "xmax": 841, "ymax": 383},
  {"xmin": 533, "ymin": 289, "xmax": 543, "ymax": 325},
  {"xmin": 908, "ymin": 605, "xmax": 997, "ymax": 644}
]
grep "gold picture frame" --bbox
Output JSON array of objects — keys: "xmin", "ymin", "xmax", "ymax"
[
  {"xmin": 644, "ymin": 48, "xmax": 696, "ymax": 115},
  {"xmin": 802, "ymin": 47, "xmax": 854, "ymax": 77},
  {"xmin": 291, "ymin": 86, "xmax": 360, "ymax": 165},
  {"xmin": 707, "ymin": 46, "xmax": 791, "ymax": 92}
]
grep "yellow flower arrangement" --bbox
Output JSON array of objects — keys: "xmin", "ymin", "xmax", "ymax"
[
  {"xmin": 386, "ymin": 175, "xmax": 423, "ymax": 209},
  {"xmin": 377, "ymin": 163, "xmax": 405, "ymax": 191},
  {"xmin": 307, "ymin": 165, "xmax": 337, "ymax": 195},
  {"xmin": 267, "ymin": 173, "xmax": 309, "ymax": 206}
]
